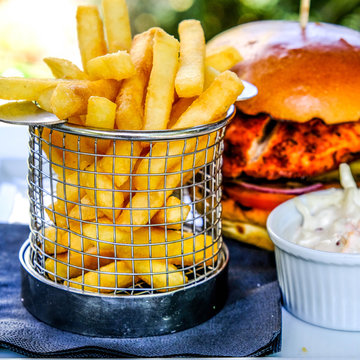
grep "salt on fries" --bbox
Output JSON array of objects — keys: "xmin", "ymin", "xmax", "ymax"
[{"xmin": 0, "ymin": 0, "xmax": 244, "ymax": 292}]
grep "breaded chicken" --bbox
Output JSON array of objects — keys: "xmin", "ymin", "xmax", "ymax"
[{"xmin": 223, "ymin": 112, "xmax": 360, "ymax": 180}]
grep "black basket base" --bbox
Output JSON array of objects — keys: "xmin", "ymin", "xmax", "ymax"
[{"xmin": 20, "ymin": 240, "xmax": 229, "ymax": 338}]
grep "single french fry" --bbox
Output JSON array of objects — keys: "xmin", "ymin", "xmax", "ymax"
[
  {"xmin": 45, "ymin": 246, "xmax": 114, "ymax": 281},
  {"xmin": 0, "ymin": 77, "xmax": 60, "ymax": 101},
  {"xmin": 102, "ymin": 0, "xmax": 132, "ymax": 53},
  {"xmin": 87, "ymin": 51, "xmax": 135, "ymax": 81},
  {"xmin": 172, "ymin": 70, "xmax": 244, "ymax": 130},
  {"xmin": 76, "ymin": 6, "xmax": 107, "ymax": 72},
  {"xmin": 80, "ymin": 163, "xmax": 124, "ymax": 220},
  {"xmin": 175, "ymin": 20, "xmax": 205, "ymax": 98},
  {"xmin": 98, "ymin": 140, "xmax": 142, "ymax": 188},
  {"xmin": 125, "ymin": 259, "xmax": 187, "ymax": 290},
  {"xmin": 43, "ymin": 57, "xmax": 89, "ymax": 80},
  {"xmin": 50, "ymin": 79, "xmax": 120, "ymax": 120},
  {"xmin": 115, "ymin": 28, "xmax": 156, "ymax": 130},
  {"xmin": 142, "ymin": 30, "xmax": 179, "ymax": 130},
  {"xmin": 204, "ymin": 66, "xmax": 220, "ymax": 90},
  {"xmin": 85, "ymin": 96, "xmax": 116, "ymax": 129},
  {"xmin": 151, "ymin": 196, "xmax": 190, "ymax": 229},
  {"xmin": 168, "ymin": 97, "xmax": 196, "ymax": 128},
  {"xmin": 205, "ymin": 45, "xmax": 243, "ymax": 72},
  {"xmin": 36, "ymin": 86, "xmax": 56, "ymax": 112},
  {"xmin": 65, "ymin": 261, "xmax": 134, "ymax": 292}
]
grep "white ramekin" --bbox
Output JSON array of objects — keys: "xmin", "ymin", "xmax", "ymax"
[{"xmin": 267, "ymin": 192, "xmax": 360, "ymax": 331}]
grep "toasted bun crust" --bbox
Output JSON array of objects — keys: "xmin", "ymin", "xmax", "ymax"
[
  {"xmin": 221, "ymin": 197, "xmax": 274, "ymax": 251},
  {"xmin": 208, "ymin": 21, "xmax": 360, "ymax": 124}
]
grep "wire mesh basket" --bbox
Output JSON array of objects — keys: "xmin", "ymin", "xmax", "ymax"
[{"xmin": 20, "ymin": 105, "xmax": 234, "ymax": 337}]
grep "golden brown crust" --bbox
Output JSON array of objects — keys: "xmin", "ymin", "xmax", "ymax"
[
  {"xmin": 208, "ymin": 21, "xmax": 360, "ymax": 124},
  {"xmin": 222, "ymin": 219, "xmax": 274, "ymax": 251}
]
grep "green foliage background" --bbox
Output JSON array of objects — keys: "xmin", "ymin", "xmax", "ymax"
[{"xmin": 127, "ymin": 0, "xmax": 360, "ymax": 41}]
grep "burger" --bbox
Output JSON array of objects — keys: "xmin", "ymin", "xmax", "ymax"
[{"xmin": 207, "ymin": 21, "xmax": 360, "ymax": 250}]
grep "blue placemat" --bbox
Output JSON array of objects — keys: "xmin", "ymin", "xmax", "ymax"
[{"xmin": 0, "ymin": 223, "xmax": 281, "ymax": 357}]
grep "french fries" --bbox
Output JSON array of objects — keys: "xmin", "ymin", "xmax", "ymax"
[
  {"xmin": 99, "ymin": 140, "xmax": 142, "ymax": 188},
  {"xmin": 205, "ymin": 45, "xmax": 243, "ymax": 72},
  {"xmin": 175, "ymin": 20, "xmax": 205, "ymax": 98},
  {"xmin": 51, "ymin": 79, "xmax": 120, "ymax": 120},
  {"xmin": 76, "ymin": 6, "xmax": 107, "ymax": 72},
  {"xmin": 125, "ymin": 259, "xmax": 187, "ymax": 290},
  {"xmin": 43, "ymin": 57, "xmax": 89, "ymax": 80},
  {"xmin": 80, "ymin": 163, "xmax": 124, "ymax": 220},
  {"xmin": 87, "ymin": 51, "xmax": 135, "ymax": 81},
  {"xmin": 172, "ymin": 71, "xmax": 244, "ymax": 130},
  {"xmin": 115, "ymin": 28, "xmax": 155, "ymax": 130},
  {"xmin": 65, "ymin": 261, "xmax": 134, "ymax": 292},
  {"xmin": 151, "ymin": 196, "xmax": 191, "ymax": 229},
  {"xmin": 102, "ymin": 0, "xmax": 132, "ymax": 53},
  {"xmin": 142, "ymin": 30, "xmax": 180, "ymax": 130},
  {"xmin": 45, "ymin": 246, "xmax": 114, "ymax": 280},
  {"xmin": 0, "ymin": 77, "xmax": 60, "ymax": 103},
  {"xmin": 85, "ymin": 96, "xmax": 116, "ymax": 129},
  {"xmin": 0, "ymin": 0, "xmax": 246, "ymax": 294},
  {"xmin": 204, "ymin": 66, "xmax": 220, "ymax": 90}
]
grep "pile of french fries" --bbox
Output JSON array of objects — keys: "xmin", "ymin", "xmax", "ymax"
[{"xmin": 0, "ymin": 0, "xmax": 245, "ymax": 293}]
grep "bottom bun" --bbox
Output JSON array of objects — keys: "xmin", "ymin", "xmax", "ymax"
[
  {"xmin": 222, "ymin": 219, "xmax": 274, "ymax": 251},
  {"xmin": 221, "ymin": 196, "xmax": 274, "ymax": 250}
]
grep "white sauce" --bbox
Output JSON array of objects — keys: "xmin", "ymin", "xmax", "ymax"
[{"xmin": 293, "ymin": 163, "xmax": 360, "ymax": 253}]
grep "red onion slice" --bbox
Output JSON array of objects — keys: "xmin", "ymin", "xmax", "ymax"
[{"xmin": 238, "ymin": 181, "xmax": 323, "ymax": 195}]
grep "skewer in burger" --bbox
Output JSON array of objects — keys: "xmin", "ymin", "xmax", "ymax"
[{"xmin": 208, "ymin": 21, "xmax": 360, "ymax": 250}]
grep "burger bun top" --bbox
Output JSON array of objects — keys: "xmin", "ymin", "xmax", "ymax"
[{"xmin": 208, "ymin": 21, "xmax": 360, "ymax": 124}]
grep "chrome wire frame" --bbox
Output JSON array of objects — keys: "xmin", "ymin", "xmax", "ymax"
[{"xmin": 27, "ymin": 106, "xmax": 234, "ymax": 295}]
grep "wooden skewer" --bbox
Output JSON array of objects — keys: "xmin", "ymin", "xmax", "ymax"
[{"xmin": 299, "ymin": 0, "xmax": 311, "ymax": 29}]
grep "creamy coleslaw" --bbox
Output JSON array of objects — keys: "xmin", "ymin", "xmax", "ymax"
[{"xmin": 293, "ymin": 163, "xmax": 360, "ymax": 253}]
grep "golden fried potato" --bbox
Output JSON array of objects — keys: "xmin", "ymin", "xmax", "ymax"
[
  {"xmin": 65, "ymin": 261, "xmax": 134, "ymax": 292},
  {"xmin": 125, "ymin": 259, "xmax": 187, "ymax": 290},
  {"xmin": 80, "ymin": 163, "xmax": 124, "ymax": 220},
  {"xmin": 115, "ymin": 28, "xmax": 156, "ymax": 130},
  {"xmin": 151, "ymin": 196, "xmax": 191, "ymax": 229},
  {"xmin": 85, "ymin": 96, "xmax": 116, "ymax": 129},
  {"xmin": 205, "ymin": 45, "xmax": 243, "ymax": 72},
  {"xmin": 43, "ymin": 57, "xmax": 89, "ymax": 80},
  {"xmin": 76, "ymin": 6, "xmax": 107, "ymax": 72},
  {"xmin": 50, "ymin": 79, "xmax": 120, "ymax": 120},
  {"xmin": 102, "ymin": 0, "xmax": 132, "ymax": 52},
  {"xmin": 175, "ymin": 20, "xmax": 205, "ymax": 98},
  {"xmin": 172, "ymin": 70, "xmax": 244, "ymax": 130},
  {"xmin": 87, "ymin": 51, "xmax": 135, "ymax": 81},
  {"xmin": 142, "ymin": 30, "xmax": 179, "ymax": 130}
]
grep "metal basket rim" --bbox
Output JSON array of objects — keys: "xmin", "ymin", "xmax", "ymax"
[{"xmin": 44, "ymin": 104, "xmax": 235, "ymax": 141}]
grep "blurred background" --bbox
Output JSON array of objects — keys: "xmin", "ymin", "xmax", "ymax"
[
  {"xmin": 0, "ymin": 0, "xmax": 360, "ymax": 78},
  {"xmin": 0, "ymin": 0, "xmax": 359, "ymax": 224}
]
